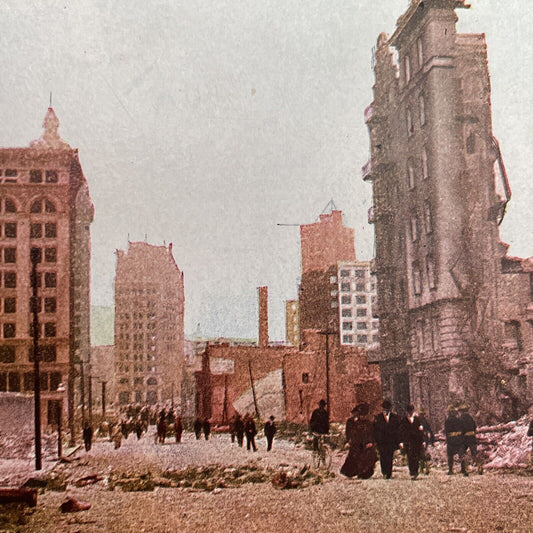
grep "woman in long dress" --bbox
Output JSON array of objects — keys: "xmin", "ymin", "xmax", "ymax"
[{"xmin": 341, "ymin": 402, "xmax": 377, "ymax": 479}]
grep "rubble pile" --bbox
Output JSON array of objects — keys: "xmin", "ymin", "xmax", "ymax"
[
  {"xmin": 428, "ymin": 415, "xmax": 532, "ymax": 470},
  {"xmin": 0, "ymin": 430, "xmax": 57, "ymax": 460},
  {"xmin": 161, "ymin": 462, "xmax": 333, "ymax": 492}
]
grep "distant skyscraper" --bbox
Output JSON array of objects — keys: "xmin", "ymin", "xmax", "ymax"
[
  {"xmin": 0, "ymin": 108, "xmax": 93, "ymax": 430},
  {"xmin": 114, "ymin": 242, "xmax": 184, "ymax": 406}
]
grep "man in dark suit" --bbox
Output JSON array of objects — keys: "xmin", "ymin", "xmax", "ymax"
[
  {"xmin": 373, "ymin": 399, "xmax": 400, "ymax": 479},
  {"xmin": 399, "ymin": 404, "xmax": 424, "ymax": 480}
]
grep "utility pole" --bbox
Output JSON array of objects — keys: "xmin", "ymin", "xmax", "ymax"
[
  {"xmin": 248, "ymin": 360, "xmax": 260, "ymax": 419},
  {"xmin": 80, "ymin": 360, "xmax": 85, "ymax": 424},
  {"xmin": 30, "ymin": 248, "xmax": 42, "ymax": 470},
  {"xmin": 318, "ymin": 329, "xmax": 337, "ymax": 422},
  {"xmin": 101, "ymin": 381, "xmax": 107, "ymax": 419}
]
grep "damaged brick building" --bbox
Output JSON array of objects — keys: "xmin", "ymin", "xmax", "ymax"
[{"xmin": 364, "ymin": 0, "xmax": 533, "ymax": 427}]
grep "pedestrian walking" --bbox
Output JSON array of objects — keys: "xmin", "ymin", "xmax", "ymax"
[
  {"xmin": 444, "ymin": 405, "xmax": 463, "ymax": 475},
  {"xmin": 193, "ymin": 417, "xmax": 202, "ymax": 440},
  {"xmin": 399, "ymin": 404, "xmax": 424, "ymax": 480},
  {"xmin": 111, "ymin": 423, "xmax": 122, "ymax": 449},
  {"xmin": 264, "ymin": 415, "xmax": 277, "ymax": 451},
  {"xmin": 229, "ymin": 415, "xmax": 237, "ymax": 443},
  {"xmin": 244, "ymin": 413, "xmax": 258, "ymax": 451},
  {"xmin": 135, "ymin": 418, "xmax": 143, "ymax": 440},
  {"xmin": 310, "ymin": 399, "xmax": 330, "ymax": 452},
  {"xmin": 418, "ymin": 407, "xmax": 434, "ymax": 475},
  {"xmin": 82, "ymin": 421, "xmax": 93, "ymax": 452},
  {"xmin": 458, "ymin": 404, "xmax": 482, "ymax": 475},
  {"xmin": 202, "ymin": 418, "xmax": 211, "ymax": 440},
  {"xmin": 234, "ymin": 413, "xmax": 245, "ymax": 447},
  {"xmin": 373, "ymin": 399, "xmax": 400, "ymax": 479},
  {"xmin": 340, "ymin": 403, "xmax": 377, "ymax": 479},
  {"xmin": 174, "ymin": 416, "xmax": 183, "ymax": 443},
  {"xmin": 157, "ymin": 411, "xmax": 167, "ymax": 444}
]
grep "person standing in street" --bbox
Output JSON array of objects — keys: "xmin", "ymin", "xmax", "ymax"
[
  {"xmin": 458, "ymin": 404, "xmax": 482, "ymax": 475},
  {"xmin": 234, "ymin": 413, "xmax": 245, "ymax": 447},
  {"xmin": 418, "ymin": 407, "xmax": 434, "ymax": 475},
  {"xmin": 341, "ymin": 403, "xmax": 377, "ymax": 479},
  {"xmin": 202, "ymin": 418, "xmax": 211, "ymax": 440},
  {"xmin": 82, "ymin": 421, "xmax": 93, "ymax": 452},
  {"xmin": 174, "ymin": 415, "xmax": 183, "ymax": 443},
  {"xmin": 264, "ymin": 415, "xmax": 277, "ymax": 451},
  {"xmin": 445, "ymin": 405, "xmax": 464, "ymax": 475},
  {"xmin": 244, "ymin": 413, "xmax": 258, "ymax": 451},
  {"xmin": 399, "ymin": 404, "xmax": 424, "ymax": 480},
  {"xmin": 193, "ymin": 417, "xmax": 202, "ymax": 440},
  {"xmin": 373, "ymin": 399, "xmax": 400, "ymax": 479}
]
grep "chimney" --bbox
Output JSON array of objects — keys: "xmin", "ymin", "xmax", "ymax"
[{"xmin": 258, "ymin": 286, "xmax": 269, "ymax": 348}]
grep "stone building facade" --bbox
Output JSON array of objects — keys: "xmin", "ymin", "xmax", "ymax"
[
  {"xmin": 0, "ymin": 108, "xmax": 93, "ymax": 433},
  {"xmin": 364, "ymin": 0, "xmax": 532, "ymax": 426},
  {"xmin": 114, "ymin": 242, "xmax": 184, "ymax": 407}
]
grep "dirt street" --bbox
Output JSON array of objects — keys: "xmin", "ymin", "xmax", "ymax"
[{"xmin": 4, "ymin": 430, "xmax": 533, "ymax": 533}]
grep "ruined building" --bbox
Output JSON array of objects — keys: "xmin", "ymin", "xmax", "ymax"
[
  {"xmin": 364, "ymin": 0, "xmax": 532, "ymax": 426},
  {"xmin": 114, "ymin": 242, "xmax": 184, "ymax": 406},
  {"xmin": 0, "ymin": 108, "xmax": 93, "ymax": 433}
]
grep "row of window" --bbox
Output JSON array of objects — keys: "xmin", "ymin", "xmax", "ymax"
[
  {"xmin": 342, "ymin": 321, "xmax": 378, "ymax": 332},
  {"xmin": 30, "ymin": 223, "xmax": 57, "ymax": 239},
  {"xmin": 118, "ymin": 390, "xmax": 158, "ymax": 405},
  {"xmin": 342, "ymin": 334, "xmax": 379, "ymax": 345},
  {"xmin": 412, "ymin": 256, "xmax": 437, "ymax": 295},
  {"xmin": 0, "ymin": 371, "xmax": 62, "ymax": 393},
  {"xmin": 0, "ymin": 198, "xmax": 57, "ymax": 213},
  {"xmin": 410, "ymin": 202, "xmax": 433, "ymax": 241},
  {"xmin": 117, "ymin": 364, "xmax": 157, "ymax": 374},
  {"xmin": 0, "ymin": 344, "xmax": 57, "ymax": 363},
  {"xmin": 116, "ymin": 288, "xmax": 158, "ymax": 295},
  {"xmin": 339, "ymin": 269, "xmax": 366, "ymax": 279},
  {"xmin": 1, "ymin": 320, "xmax": 57, "ymax": 339},
  {"xmin": 403, "ymin": 37, "xmax": 424, "ymax": 85},
  {"xmin": 117, "ymin": 353, "xmax": 157, "ymax": 362},
  {"xmin": 29, "ymin": 169, "xmax": 59, "ymax": 183},
  {"xmin": 406, "ymin": 95, "xmax": 426, "ymax": 138}
]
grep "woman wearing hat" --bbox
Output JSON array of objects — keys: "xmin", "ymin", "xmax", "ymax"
[{"xmin": 340, "ymin": 403, "xmax": 377, "ymax": 479}]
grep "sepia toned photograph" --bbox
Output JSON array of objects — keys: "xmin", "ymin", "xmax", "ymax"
[{"xmin": 0, "ymin": 1, "xmax": 532, "ymax": 531}]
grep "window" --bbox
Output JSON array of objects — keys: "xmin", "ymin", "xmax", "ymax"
[
  {"xmin": 45, "ymin": 223, "xmax": 57, "ymax": 238},
  {"xmin": 44, "ymin": 272, "xmax": 57, "ymax": 288},
  {"xmin": 343, "ymin": 335, "xmax": 353, "ymax": 344},
  {"xmin": 30, "ymin": 170, "xmax": 43, "ymax": 183},
  {"xmin": 4, "ymin": 272, "xmax": 16, "ymax": 288},
  {"xmin": 354, "ymin": 270, "xmax": 364, "ymax": 278},
  {"xmin": 407, "ymin": 108, "xmax": 413, "ymax": 136},
  {"xmin": 134, "ymin": 377, "xmax": 143, "ymax": 386},
  {"xmin": 302, "ymin": 373, "xmax": 309, "ymax": 384},
  {"xmin": 357, "ymin": 322, "xmax": 367, "ymax": 330},
  {"xmin": 342, "ymin": 309, "xmax": 352, "ymax": 317},
  {"xmin": 44, "ymin": 297, "xmax": 56, "ymax": 313},
  {"xmin": 416, "ymin": 320, "xmax": 425, "ymax": 354},
  {"xmin": 44, "ymin": 323, "xmax": 56, "ymax": 337},
  {"xmin": 410, "ymin": 216, "xmax": 419, "ymax": 242},
  {"xmin": 0, "ymin": 346, "xmax": 15, "ymax": 363},
  {"xmin": 408, "ymin": 161, "xmax": 416, "ymax": 189},
  {"xmin": 356, "ymin": 295, "xmax": 367, "ymax": 304},
  {"xmin": 341, "ymin": 282, "xmax": 351, "ymax": 292},
  {"xmin": 4, "ymin": 223, "xmax": 16, "ymax": 238},
  {"xmin": 45, "ymin": 170, "xmax": 58, "ymax": 183},
  {"xmin": 426, "ymin": 256, "xmax": 437, "ymax": 290},
  {"xmin": 340, "ymin": 270, "xmax": 350, "ymax": 278},
  {"xmin": 357, "ymin": 308, "xmax": 367, "ymax": 317},
  {"xmin": 45, "ymin": 200, "xmax": 56, "ymax": 213},
  {"xmin": 4, "ymin": 298, "xmax": 16, "ymax": 313},
  {"xmin": 50, "ymin": 372, "xmax": 61, "ymax": 391},
  {"xmin": 4, "ymin": 248, "xmax": 16, "ymax": 263},
  {"xmin": 504, "ymin": 320, "xmax": 523, "ymax": 351},
  {"xmin": 8, "ymin": 372, "xmax": 20, "ymax": 392},
  {"xmin": 44, "ymin": 248, "xmax": 56, "ymax": 263},
  {"xmin": 5, "ymin": 169, "xmax": 17, "ymax": 178},
  {"xmin": 424, "ymin": 201, "xmax": 433, "ymax": 234},
  {"xmin": 330, "ymin": 276, "xmax": 337, "ymax": 284},
  {"xmin": 357, "ymin": 335, "xmax": 368, "ymax": 343},
  {"xmin": 0, "ymin": 373, "xmax": 5, "ymax": 391},
  {"xmin": 4, "ymin": 199, "xmax": 16, "ymax": 213},
  {"xmin": 30, "ymin": 224, "xmax": 42, "ymax": 238},
  {"xmin": 3, "ymin": 323, "xmax": 15, "ymax": 338},
  {"xmin": 419, "ymin": 95, "xmax": 426, "ymax": 125},
  {"xmin": 417, "ymin": 37, "xmax": 424, "ymax": 68},
  {"xmin": 421, "ymin": 148, "xmax": 429, "ymax": 179},
  {"xmin": 342, "ymin": 322, "xmax": 353, "ymax": 330},
  {"xmin": 466, "ymin": 132, "xmax": 475, "ymax": 154},
  {"xmin": 404, "ymin": 55, "xmax": 411, "ymax": 83},
  {"xmin": 41, "ymin": 346, "xmax": 57, "ymax": 362},
  {"xmin": 24, "ymin": 372, "xmax": 34, "ymax": 390},
  {"xmin": 147, "ymin": 376, "xmax": 157, "ymax": 386},
  {"xmin": 412, "ymin": 263, "xmax": 422, "ymax": 295},
  {"xmin": 356, "ymin": 283, "xmax": 365, "ymax": 292},
  {"xmin": 341, "ymin": 295, "xmax": 351, "ymax": 305}
]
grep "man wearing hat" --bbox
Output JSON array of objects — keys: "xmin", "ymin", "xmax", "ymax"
[
  {"xmin": 458, "ymin": 404, "xmax": 481, "ymax": 475},
  {"xmin": 263, "ymin": 415, "xmax": 277, "ymax": 452},
  {"xmin": 373, "ymin": 399, "xmax": 400, "ymax": 479},
  {"xmin": 310, "ymin": 399, "xmax": 330, "ymax": 452},
  {"xmin": 399, "ymin": 404, "xmax": 424, "ymax": 480},
  {"xmin": 444, "ymin": 405, "xmax": 464, "ymax": 475}
]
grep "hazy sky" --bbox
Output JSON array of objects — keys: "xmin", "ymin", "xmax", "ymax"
[{"xmin": 1, "ymin": 1, "xmax": 532, "ymax": 341}]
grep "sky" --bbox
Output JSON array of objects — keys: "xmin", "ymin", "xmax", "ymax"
[{"xmin": 1, "ymin": 1, "xmax": 532, "ymax": 341}]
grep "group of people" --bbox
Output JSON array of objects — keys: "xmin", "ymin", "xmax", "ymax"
[{"xmin": 228, "ymin": 413, "xmax": 277, "ymax": 452}]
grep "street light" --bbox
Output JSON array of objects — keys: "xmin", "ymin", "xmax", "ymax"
[{"xmin": 56, "ymin": 382, "xmax": 66, "ymax": 459}]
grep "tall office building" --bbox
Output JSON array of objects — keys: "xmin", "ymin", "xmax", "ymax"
[
  {"xmin": 0, "ymin": 108, "xmax": 93, "ymax": 429},
  {"xmin": 114, "ymin": 242, "xmax": 184, "ymax": 406},
  {"xmin": 364, "ymin": 0, "xmax": 531, "ymax": 424}
]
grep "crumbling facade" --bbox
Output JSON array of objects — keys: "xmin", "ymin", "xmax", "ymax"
[
  {"xmin": 114, "ymin": 242, "xmax": 184, "ymax": 407},
  {"xmin": 364, "ymin": 0, "xmax": 532, "ymax": 426},
  {"xmin": 0, "ymin": 108, "xmax": 93, "ymax": 432}
]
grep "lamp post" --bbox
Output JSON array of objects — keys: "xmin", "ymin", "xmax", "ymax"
[
  {"xmin": 30, "ymin": 247, "xmax": 42, "ymax": 471},
  {"xmin": 56, "ymin": 382, "xmax": 66, "ymax": 459}
]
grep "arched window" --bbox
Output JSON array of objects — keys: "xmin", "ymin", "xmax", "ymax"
[
  {"xmin": 4, "ymin": 199, "xmax": 17, "ymax": 213},
  {"xmin": 30, "ymin": 198, "xmax": 56, "ymax": 213},
  {"xmin": 147, "ymin": 377, "xmax": 157, "ymax": 386}
]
